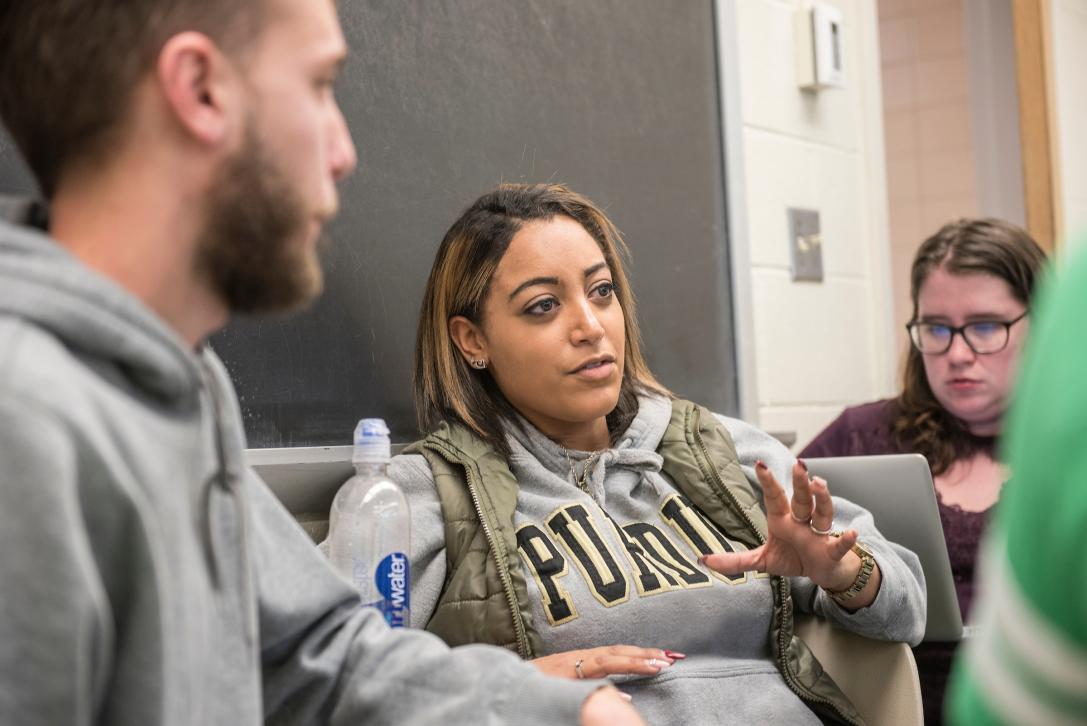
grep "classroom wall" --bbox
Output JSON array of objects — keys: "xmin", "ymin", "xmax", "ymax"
[
  {"xmin": 880, "ymin": 0, "xmax": 980, "ymax": 365},
  {"xmin": 728, "ymin": 0, "xmax": 897, "ymax": 450},
  {"xmin": 1049, "ymin": 0, "xmax": 1087, "ymax": 247},
  {"xmin": 878, "ymin": 0, "xmax": 1030, "ymax": 365}
]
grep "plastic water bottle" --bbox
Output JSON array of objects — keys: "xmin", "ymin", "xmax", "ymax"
[{"xmin": 327, "ymin": 418, "xmax": 411, "ymax": 627}]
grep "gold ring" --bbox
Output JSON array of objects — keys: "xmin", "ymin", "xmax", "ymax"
[{"xmin": 574, "ymin": 659, "xmax": 585, "ymax": 679}]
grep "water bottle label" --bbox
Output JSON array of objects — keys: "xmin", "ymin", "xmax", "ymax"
[{"xmin": 373, "ymin": 552, "xmax": 410, "ymax": 627}]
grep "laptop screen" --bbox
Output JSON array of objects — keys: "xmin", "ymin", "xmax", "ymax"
[{"xmin": 807, "ymin": 454, "xmax": 964, "ymax": 642}]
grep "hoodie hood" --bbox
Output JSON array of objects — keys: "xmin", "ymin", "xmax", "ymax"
[
  {"xmin": 504, "ymin": 392, "xmax": 672, "ymax": 505},
  {"xmin": 0, "ymin": 201, "xmax": 202, "ymax": 403}
]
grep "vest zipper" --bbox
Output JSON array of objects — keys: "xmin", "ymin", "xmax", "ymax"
[
  {"xmin": 460, "ymin": 460, "xmax": 532, "ymax": 659},
  {"xmin": 689, "ymin": 409, "xmax": 859, "ymax": 726}
]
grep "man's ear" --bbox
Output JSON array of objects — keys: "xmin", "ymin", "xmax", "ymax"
[
  {"xmin": 156, "ymin": 32, "xmax": 237, "ymax": 147},
  {"xmin": 449, "ymin": 316, "xmax": 489, "ymax": 365}
]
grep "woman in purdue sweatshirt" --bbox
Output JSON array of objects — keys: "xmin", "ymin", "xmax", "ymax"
[{"xmin": 391, "ymin": 183, "xmax": 925, "ymax": 725}]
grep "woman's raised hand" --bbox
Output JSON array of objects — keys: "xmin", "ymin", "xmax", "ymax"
[
  {"xmin": 532, "ymin": 645, "xmax": 685, "ymax": 680},
  {"xmin": 699, "ymin": 460, "xmax": 875, "ymax": 602}
]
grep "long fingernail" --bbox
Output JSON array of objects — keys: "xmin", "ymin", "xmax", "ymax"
[
  {"xmin": 647, "ymin": 658, "xmax": 669, "ymax": 669},
  {"xmin": 664, "ymin": 650, "xmax": 687, "ymax": 660},
  {"xmin": 619, "ymin": 692, "xmax": 633, "ymax": 702},
  {"xmin": 798, "ymin": 459, "xmax": 809, "ymax": 472}
]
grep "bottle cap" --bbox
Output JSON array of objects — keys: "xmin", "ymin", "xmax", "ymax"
[{"xmin": 353, "ymin": 418, "xmax": 391, "ymax": 464}]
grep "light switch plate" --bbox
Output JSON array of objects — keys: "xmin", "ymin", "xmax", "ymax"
[{"xmin": 788, "ymin": 207, "xmax": 823, "ymax": 282}]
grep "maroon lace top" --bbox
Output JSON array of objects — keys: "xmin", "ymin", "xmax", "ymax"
[
  {"xmin": 800, "ymin": 398, "xmax": 998, "ymax": 725},
  {"xmin": 934, "ymin": 489, "xmax": 991, "ymax": 622}
]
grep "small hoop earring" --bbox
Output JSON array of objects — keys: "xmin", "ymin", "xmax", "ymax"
[{"xmin": 470, "ymin": 358, "xmax": 488, "ymax": 370}]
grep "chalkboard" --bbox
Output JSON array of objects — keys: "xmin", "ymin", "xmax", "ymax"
[{"xmin": 0, "ymin": 0, "xmax": 738, "ymax": 449}]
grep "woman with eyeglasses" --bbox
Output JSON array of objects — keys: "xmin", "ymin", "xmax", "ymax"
[{"xmin": 800, "ymin": 217, "xmax": 1048, "ymax": 725}]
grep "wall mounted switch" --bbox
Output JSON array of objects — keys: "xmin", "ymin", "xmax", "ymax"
[
  {"xmin": 796, "ymin": 2, "xmax": 846, "ymax": 91},
  {"xmin": 788, "ymin": 207, "xmax": 823, "ymax": 282}
]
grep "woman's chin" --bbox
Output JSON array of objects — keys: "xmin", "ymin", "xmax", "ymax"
[
  {"xmin": 558, "ymin": 389, "xmax": 623, "ymax": 424},
  {"xmin": 589, "ymin": 387, "xmax": 623, "ymax": 413}
]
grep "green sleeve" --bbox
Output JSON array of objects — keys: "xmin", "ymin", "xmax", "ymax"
[{"xmin": 948, "ymin": 246, "xmax": 1087, "ymax": 724}]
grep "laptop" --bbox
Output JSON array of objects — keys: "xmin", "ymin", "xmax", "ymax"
[{"xmin": 805, "ymin": 454, "xmax": 963, "ymax": 643}]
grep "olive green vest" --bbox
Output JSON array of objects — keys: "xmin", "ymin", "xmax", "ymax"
[{"xmin": 404, "ymin": 399, "xmax": 864, "ymax": 725}]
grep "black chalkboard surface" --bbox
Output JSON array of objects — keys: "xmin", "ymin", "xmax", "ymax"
[{"xmin": 0, "ymin": 0, "xmax": 738, "ymax": 449}]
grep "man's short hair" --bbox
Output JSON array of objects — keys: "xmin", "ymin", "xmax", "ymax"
[{"xmin": 0, "ymin": 0, "xmax": 267, "ymax": 198}]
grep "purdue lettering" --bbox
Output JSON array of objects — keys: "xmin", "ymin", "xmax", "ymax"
[
  {"xmin": 516, "ymin": 524, "xmax": 577, "ymax": 625},
  {"xmin": 661, "ymin": 494, "xmax": 750, "ymax": 585},
  {"xmin": 623, "ymin": 522, "xmax": 711, "ymax": 587},
  {"xmin": 547, "ymin": 504, "xmax": 629, "ymax": 606},
  {"xmin": 601, "ymin": 511, "xmax": 678, "ymax": 596},
  {"xmin": 662, "ymin": 495, "xmax": 728, "ymax": 548}
]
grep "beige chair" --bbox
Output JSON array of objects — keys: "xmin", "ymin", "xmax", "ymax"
[{"xmin": 795, "ymin": 615, "xmax": 924, "ymax": 726}]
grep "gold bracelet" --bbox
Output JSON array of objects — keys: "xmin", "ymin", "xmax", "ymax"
[{"xmin": 825, "ymin": 542, "xmax": 875, "ymax": 603}]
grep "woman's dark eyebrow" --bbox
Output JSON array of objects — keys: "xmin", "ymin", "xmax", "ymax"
[
  {"xmin": 507, "ymin": 262, "xmax": 609, "ymax": 301},
  {"xmin": 584, "ymin": 262, "xmax": 608, "ymax": 278},
  {"xmin": 508, "ymin": 276, "xmax": 559, "ymax": 301},
  {"xmin": 919, "ymin": 312, "xmax": 1018, "ymax": 323}
]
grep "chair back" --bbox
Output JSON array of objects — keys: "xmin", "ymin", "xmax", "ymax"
[{"xmin": 795, "ymin": 615, "xmax": 923, "ymax": 726}]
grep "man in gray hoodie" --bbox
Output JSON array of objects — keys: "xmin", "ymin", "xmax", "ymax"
[{"xmin": 0, "ymin": 0, "xmax": 640, "ymax": 724}]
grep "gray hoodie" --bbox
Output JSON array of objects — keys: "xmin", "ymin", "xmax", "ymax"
[
  {"xmin": 395, "ymin": 394, "xmax": 927, "ymax": 725},
  {"xmin": 0, "ymin": 206, "xmax": 598, "ymax": 725}
]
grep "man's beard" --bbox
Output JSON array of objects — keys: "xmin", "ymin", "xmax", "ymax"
[{"xmin": 196, "ymin": 125, "xmax": 326, "ymax": 314}]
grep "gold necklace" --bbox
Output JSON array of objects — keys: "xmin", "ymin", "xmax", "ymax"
[{"xmin": 563, "ymin": 448, "xmax": 601, "ymax": 492}]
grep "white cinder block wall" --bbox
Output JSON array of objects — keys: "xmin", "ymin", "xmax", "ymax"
[
  {"xmin": 1049, "ymin": 0, "xmax": 1087, "ymax": 247},
  {"xmin": 726, "ymin": 0, "xmax": 897, "ymax": 450}
]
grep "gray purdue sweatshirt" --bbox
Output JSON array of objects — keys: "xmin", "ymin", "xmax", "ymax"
[
  {"xmin": 395, "ymin": 394, "xmax": 927, "ymax": 725},
  {"xmin": 0, "ymin": 207, "xmax": 598, "ymax": 725}
]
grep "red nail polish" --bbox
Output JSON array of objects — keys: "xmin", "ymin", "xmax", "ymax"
[
  {"xmin": 755, "ymin": 459, "xmax": 767, "ymax": 471},
  {"xmin": 664, "ymin": 650, "xmax": 687, "ymax": 660}
]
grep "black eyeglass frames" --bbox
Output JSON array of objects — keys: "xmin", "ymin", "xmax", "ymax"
[{"xmin": 905, "ymin": 311, "xmax": 1029, "ymax": 355}]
